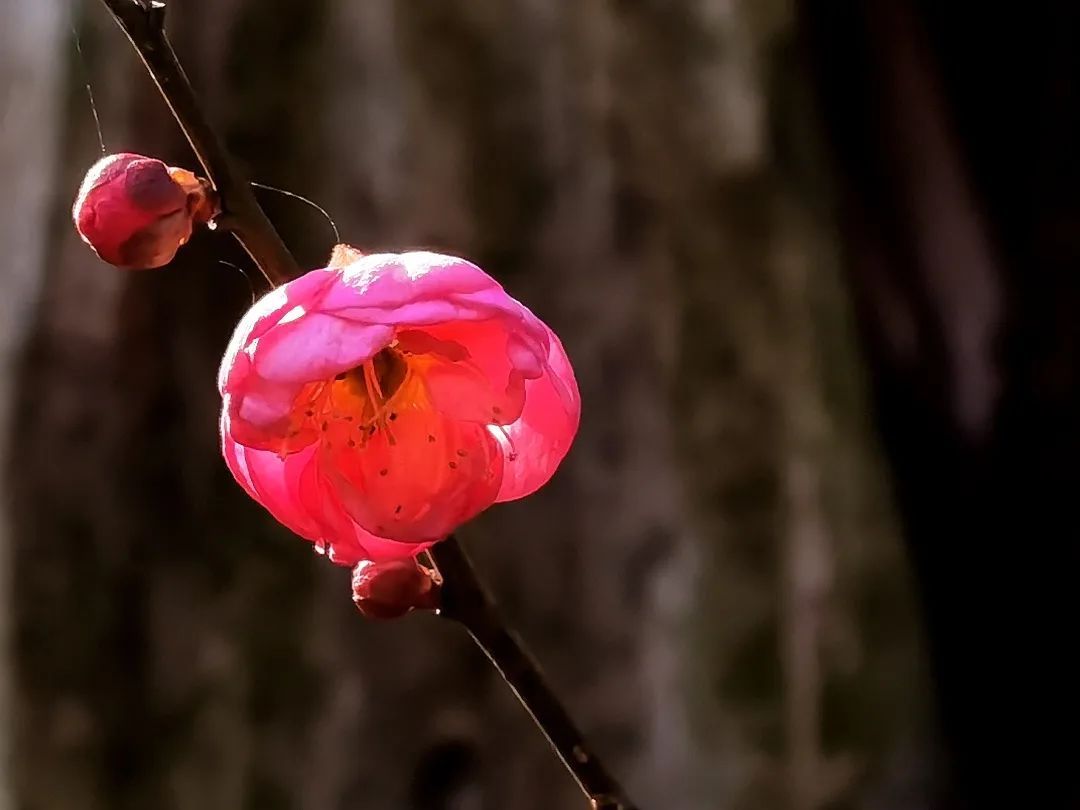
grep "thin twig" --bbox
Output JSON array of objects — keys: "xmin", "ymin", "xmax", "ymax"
[
  {"xmin": 431, "ymin": 537, "xmax": 639, "ymax": 810},
  {"xmin": 99, "ymin": 0, "xmax": 299, "ymax": 287}
]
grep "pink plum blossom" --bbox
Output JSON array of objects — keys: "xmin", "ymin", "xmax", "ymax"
[{"xmin": 219, "ymin": 249, "xmax": 580, "ymax": 565}]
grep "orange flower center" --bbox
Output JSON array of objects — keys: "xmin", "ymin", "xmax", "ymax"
[
  {"xmin": 248, "ymin": 329, "xmax": 512, "ymax": 543},
  {"xmin": 279, "ymin": 346, "xmax": 424, "ymax": 458}
]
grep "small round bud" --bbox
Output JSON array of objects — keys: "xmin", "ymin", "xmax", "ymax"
[
  {"xmin": 72, "ymin": 152, "xmax": 218, "ymax": 269},
  {"xmin": 351, "ymin": 559, "xmax": 440, "ymax": 619}
]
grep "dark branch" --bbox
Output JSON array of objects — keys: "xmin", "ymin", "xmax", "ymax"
[
  {"xmin": 99, "ymin": 0, "xmax": 299, "ymax": 287},
  {"xmin": 432, "ymin": 537, "xmax": 639, "ymax": 810}
]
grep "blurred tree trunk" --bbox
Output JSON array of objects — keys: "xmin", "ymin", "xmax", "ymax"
[
  {"xmin": 804, "ymin": 0, "xmax": 1080, "ymax": 807},
  {"xmin": 0, "ymin": 2, "xmax": 68, "ymax": 807},
  {"xmin": 3, "ymin": 2, "xmax": 924, "ymax": 809}
]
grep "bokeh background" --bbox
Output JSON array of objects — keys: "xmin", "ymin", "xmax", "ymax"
[{"xmin": 3, "ymin": 2, "xmax": 1078, "ymax": 809}]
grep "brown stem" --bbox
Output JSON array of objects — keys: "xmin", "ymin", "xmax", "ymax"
[
  {"xmin": 99, "ymin": 0, "xmax": 299, "ymax": 287},
  {"xmin": 431, "ymin": 537, "xmax": 639, "ymax": 810}
]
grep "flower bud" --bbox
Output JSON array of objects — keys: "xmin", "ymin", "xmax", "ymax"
[
  {"xmin": 351, "ymin": 559, "xmax": 440, "ymax": 619},
  {"xmin": 72, "ymin": 152, "xmax": 218, "ymax": 269}
]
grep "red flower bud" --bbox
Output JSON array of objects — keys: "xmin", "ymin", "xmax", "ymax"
[
  {"xmin": 72, "ymin": 152, "xmax": 218, "ymax": 269},
  {"xmin": 351, "ymin": 559, "xmax": 440, "ymax": 619}
]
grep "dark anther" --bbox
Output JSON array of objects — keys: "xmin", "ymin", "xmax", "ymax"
[
  {"xmin": 380, "ymin": 468, "xmax": 389, "ymax": 476},
  {"xmin": 389, "ymin": 412, "xmax": 398, "ymax": 421},
  {"xmin": 448, "ymin": 461, "xmax": 458, "ymax": 470},
  {"xmin": 394, "ymin": 505, "xmax": 402, "ymax": 515},
  {"xmin": 456, "ymin": 449, "xmax": 468, "ymax": 457}
]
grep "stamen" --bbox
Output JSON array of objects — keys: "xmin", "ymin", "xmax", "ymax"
[
  {"xmin": 362, "ymin": 360, "xmax": 381, "ymax": 417},
  {"xmin": 489, "ymin": 424, "xmax": 518, "ymax": 461},
  {"xmin": 356, "ymin": 352, "xmax": 407, "ymax": 445},
  {"xmin": 302, "ymin": 348, "xmax": 415, "ymax": 454},
  {"xmin": 366, "ymin": 358, "xmax": 386, "ymax": 402}
]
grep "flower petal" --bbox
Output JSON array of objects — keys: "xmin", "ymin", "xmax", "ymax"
[
  {"xmin": 400, "ymin": 321, "xmax": 529, "ymax": 425},
  {"xmin": 323, "ymin": 252, "xmax": 501, "ymax": 312},
  {"xmin": 495, "ymin": 330, "xmax": 580, "ymax": 502},
  {"xmin": 254, "ymin": 313, "xmax": 394, "ymax": 383},
  {"xmin": 222, "ymin": 426, "xmax": 428, "ymax": 563},
  {"xmin": 226, "ymin": 439, "xmax": 322, "ymax": 541},
  {"xmin": 324, "ymin": 404, "xmax": 503, "ymax": 543},
  {"xmin": 218, "ymin": 268, "xmax": 338, "ymax": 392}
]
